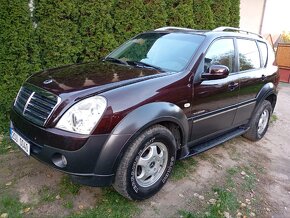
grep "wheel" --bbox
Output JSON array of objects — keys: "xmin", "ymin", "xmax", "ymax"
[
  {"xmin": 113, "ymin": 125, "xmax": 176, "ymax": 200},
  {"xmin": 243, "ymin": 100, "xmax": 272, "ymax": 141}
]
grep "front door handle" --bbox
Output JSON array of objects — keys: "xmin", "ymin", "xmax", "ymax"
[{"xmin": 228, "ymin": 82, "xmax": 239, "ymax": 91}]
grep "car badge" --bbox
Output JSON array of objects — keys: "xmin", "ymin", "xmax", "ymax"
[{"xmin": 43, "ymin": 79, "xmax": 53, "ymax": 85}]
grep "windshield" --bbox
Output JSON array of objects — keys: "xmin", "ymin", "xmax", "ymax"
[{"xmin": 108, "ymin": 32, "xmax": 205, "ymax": 72}]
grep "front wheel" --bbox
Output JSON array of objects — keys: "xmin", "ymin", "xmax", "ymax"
[
  {"xmin": 113, "ymin": 125, "xmax": 176, "ymax": 200},
  {"xmin": 243, "ymin": 100, "xmax": 273, "ymax": 141}
]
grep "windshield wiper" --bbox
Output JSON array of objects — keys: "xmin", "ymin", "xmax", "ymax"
[
  {"xmin": 127, "ymin": 61, "xmax": 164, "ymax": 72},
  {"xmin": 103, "ymin": 57, "xmax": 129, "ymax": 66}
]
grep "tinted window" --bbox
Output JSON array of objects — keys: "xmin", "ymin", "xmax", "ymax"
[
  {"xmin": 204, "ymin": 38, "xmax": 235, "ymax": 73},
  {"xmin": 258, "ymin": 41, "xmax": 268, "ymax": 67},
  {"xmin": 109, "ymin": 33, "xmax": 205, "ymax": 72},
  {"xmin": 237, "ymin": 39, "xmax": 260, "ymax": 71}
]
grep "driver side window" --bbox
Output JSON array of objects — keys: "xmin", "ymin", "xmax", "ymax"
[{"xmin": 204, "ymin": 38, "xmax": 235, "ymax": 73}]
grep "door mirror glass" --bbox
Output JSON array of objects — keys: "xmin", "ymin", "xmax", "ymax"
[{"xmin": 201, "ymin": 65, "xmax": 229, "ymax": 80}]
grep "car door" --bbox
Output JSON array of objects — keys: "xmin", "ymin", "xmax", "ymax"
[
  {"xmin": 190, "ymin": 38, "xmax": 240, "ymax": 142},
  {"xmin": 232, "ymin": 39, "xmax": 266, "ymax": 126}
]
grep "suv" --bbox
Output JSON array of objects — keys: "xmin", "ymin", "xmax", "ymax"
[{"xmin": 10, "ymin": 26, "xmax": 279, "ymax": 200}]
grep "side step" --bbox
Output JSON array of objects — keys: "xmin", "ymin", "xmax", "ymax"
[{"xmin": 180, "ymin": 128, "xmax": 248, "ymax": 160}]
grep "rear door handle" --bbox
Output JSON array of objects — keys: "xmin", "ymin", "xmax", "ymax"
[{"xmin": 228, "ymin": 82, "xmax": 239, "ymax": 91}]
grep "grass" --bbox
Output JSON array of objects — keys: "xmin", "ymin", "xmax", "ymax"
[
  {"xmin": 178, "ymin": 165, "xmax": 258, "ymax": 218},
  {"xmin": 64, "ymin": 201, "xmax": 74, "ymax": 209},
  {"xmin": 69, "ymin": 188, "xmax": 139, "ymax": 218},
  {"xmin": 179, "ymin": 210, "xmax": 198, "ymax": 218},
  {"xmin": 270, "ymin": 114, "xmax": 278, "ymax": 123},
  {"xmin": 0, "ymin": 194, "xmax": 29, "ymax": 218},
  {"xmin": 171, "ymin": 157, "xmax": 198, "ymax": 181},
  {"xmin": 39, "ymin": 186, "xmax": 57, "ymax": 202},
  {"xmin": 241, "ymin": 167, "xmax": 256, "ymax": 191},
  {"xmin": 0, "ymin": 133, "xmax": 17, "ymax": 155},
  {"xmin": 60, "ymin": 176, "xmax": 81, "ymax": 196}
]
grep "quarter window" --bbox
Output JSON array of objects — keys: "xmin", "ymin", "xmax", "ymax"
[
  {"xmin": 237, "ymin": 39, "xmax": 260, "ymax": 71},
  {"xmin": 258, "ymin": 41, "xmax": 268, "ymax": 67},
  {"xmin": 204, "ymin": 38, "xmax": 235, "ymax": 73}
]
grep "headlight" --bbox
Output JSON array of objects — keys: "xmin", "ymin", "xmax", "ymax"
[{"xmin": 56, "ymin": 96, "xmax": 107, "ymax": 134}]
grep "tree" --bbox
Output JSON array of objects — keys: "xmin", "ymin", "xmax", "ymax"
[
  {"xmin": 229, "ymin": 0, "xmax": 240, "ymax": 27},
  {"xmin": 167, "ymin": 0, "xmax": 195, "ymax": 28},
  {"xmin": 34, "ymin": 0, "xmax": 82, "ymax": 68},
  {"xmin": 0, "ymin": 0, "xmax": 39, "ymax": 132},
  {"xmin": 112, "ymin": 0, "xmax": 146, "ymax": 44},
  {"xmin": 144, "ymin": 0, "xmax": 168, "ymax": 30},
  {"xmin": 78, "ymin": 1, "xmax": 117, "ymax": 61},
  {"xmin": 211, "ymin": 0, "xmax": 230, "ymax": 27},
  {"xmin": 193, "ymin": 0, "xmax": 215, "ymax": 29}
]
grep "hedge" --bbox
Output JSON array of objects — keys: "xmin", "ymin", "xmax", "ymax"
[
  {"xmin": 0, "ymin": 0, "xmax": 40, "ymax": 133},
  {"xmin": 0, "ymin": 0, "xmax": 240, "ymax": 133}
]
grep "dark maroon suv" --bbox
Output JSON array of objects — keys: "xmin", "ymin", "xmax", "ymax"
[{"xmin": 10, "ymin": 26, "xmax": 279, "ymax": 200}]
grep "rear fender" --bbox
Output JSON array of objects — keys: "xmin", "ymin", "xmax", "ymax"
[{"xmin": 255, "ymin": 82, "xmax": 277, "ymax": 112}]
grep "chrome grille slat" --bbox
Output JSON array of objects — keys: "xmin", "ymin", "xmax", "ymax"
[
  {"xmin": 14, "ymin": 84, "xmax": 60, "ymax": 126},
  {"xmin": 22, "ymin": 87, "xmax": 33, "ymax": 95},
  {"xmin": 16, "ymin": 96, "xmax": 27, "ymax": 106},
  {"xmin": 31, "ymin": 96, "xmax": 55, "ymax": 109},
  {"xmin": 33, "ymin": 93, "xmax": 56, "ymax": 105},
  {"xmin": 29, "ymin": 100, "xmax": 52, "ymax": 114},
  {"xmin": 27, "ymin": 103, "xmax": 50, "ymax": 116},
  {"xmin": 25, "ymin": 108, "xmax": 47, "ymax": 120}
]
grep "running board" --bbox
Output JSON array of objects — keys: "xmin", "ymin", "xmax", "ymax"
[{"xmin": 180, "ymin": 128, "xmax": 248, "ymax": 160}]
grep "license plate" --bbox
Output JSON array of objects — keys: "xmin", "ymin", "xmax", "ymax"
[{"xmin": 10, "ymin": 129, "xmax": 30, "ymax": 156}]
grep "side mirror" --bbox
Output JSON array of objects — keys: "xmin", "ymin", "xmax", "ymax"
[{"xmin": 201, "ymin": 65, "xmax": 229, "ymax": 80}]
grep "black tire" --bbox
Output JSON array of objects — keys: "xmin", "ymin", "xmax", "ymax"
[
  {"xmin": 113, "ymin": 125, "xmax": 176, "ymax": 200},
  {"xmin": 243, "ymin": 100, "xmax": 272, "ymax": 141}
]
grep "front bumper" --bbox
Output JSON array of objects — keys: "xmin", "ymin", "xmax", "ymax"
[{"xmin": 10, "ymin": 109, "xmax": 128, "ymax": 187}]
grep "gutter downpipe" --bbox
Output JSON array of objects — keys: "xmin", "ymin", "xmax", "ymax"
[{"xmin": 259, "ymin": 0, "xmax": 268, "ymax": 34}]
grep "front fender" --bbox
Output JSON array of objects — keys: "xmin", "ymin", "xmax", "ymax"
[{"xmin": 93, "ymin": 102, "xmax": 189, "ymax": 176}]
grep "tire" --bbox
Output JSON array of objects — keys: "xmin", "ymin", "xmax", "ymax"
[
  {"xmin": 243, "ymin": 100, "xmax": 272, "ymax": 141},
  {"xmin": 113, "ymin": 125, "xmax": 176, "ymax": 200}
]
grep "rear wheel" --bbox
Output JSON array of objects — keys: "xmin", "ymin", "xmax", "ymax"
[
  {"xmin": 243, "ymin": 100, "xmax": 272, "ymax": 141},
  {"xmin": 113, "ymin": 125, "xmax": 176, "ymax": 200}
]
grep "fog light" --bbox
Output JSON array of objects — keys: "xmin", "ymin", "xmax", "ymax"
[{"xmin": 52, "ymin": 153, "xmax": 67, "ymax": 168}]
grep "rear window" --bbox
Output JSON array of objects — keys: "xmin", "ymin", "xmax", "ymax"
[
  {"xmin": 258, "ymin": 41, "xmax": 268, "ymax": 67},
  {"xmin": 237, "ymin": 39, "xmax": 260, "ymax": 71}
]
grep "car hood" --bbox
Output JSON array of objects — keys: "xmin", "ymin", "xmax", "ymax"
[{"xmin": 27, "ymin": 61, "xmax": 165, "ymax": 97}]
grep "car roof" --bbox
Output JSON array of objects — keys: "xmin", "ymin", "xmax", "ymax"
[{"xmin": 152, "ymin": 26, "xmax": 264, "ymax": 41}]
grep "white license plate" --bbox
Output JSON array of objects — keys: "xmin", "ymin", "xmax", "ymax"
[{"xmin": 10, "ymin": 129, "xmax": 30, "ymax": 156}]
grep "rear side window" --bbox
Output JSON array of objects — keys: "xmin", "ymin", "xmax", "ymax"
[
  {"xmin": 258, "ymin": 41, "xmax": 268, "ymax": 67},
  {"xmin": 237, "ymin": 39, "xmax": 260, "ymax": 71},
  {"xmin": 204, "ymin": 38, "xmax": 235, "ymax": 73}
]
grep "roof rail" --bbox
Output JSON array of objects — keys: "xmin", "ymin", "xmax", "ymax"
[
  {"xmin": 155, "ymin": 26, "xmax": 194, "ymax": 31},
  {"xmin": 212, "ymin": 26, "xmax": 263, "ymax": 39}
]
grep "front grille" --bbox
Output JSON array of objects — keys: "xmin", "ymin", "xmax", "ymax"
[{"xmin": 14, "ymin": 84, "xmax": 60, "ymax": 126}]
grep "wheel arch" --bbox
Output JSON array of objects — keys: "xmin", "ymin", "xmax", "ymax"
[
  {"xmin": 93, "ymin": 102, "xmax": 189, "ymax": 177},
  {"xmin": 255, "ymin": 82, "xmax": 277, "ymax": 112}
]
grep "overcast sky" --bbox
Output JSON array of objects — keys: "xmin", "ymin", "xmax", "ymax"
[{"xmin": 263, "ymin": 0, "xmax": 290, "ymax": 33}]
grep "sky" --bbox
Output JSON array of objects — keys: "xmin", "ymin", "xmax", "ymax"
[{"xmin": 262, "ymin": 0, "xmax": 290, "ymax": 34}]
